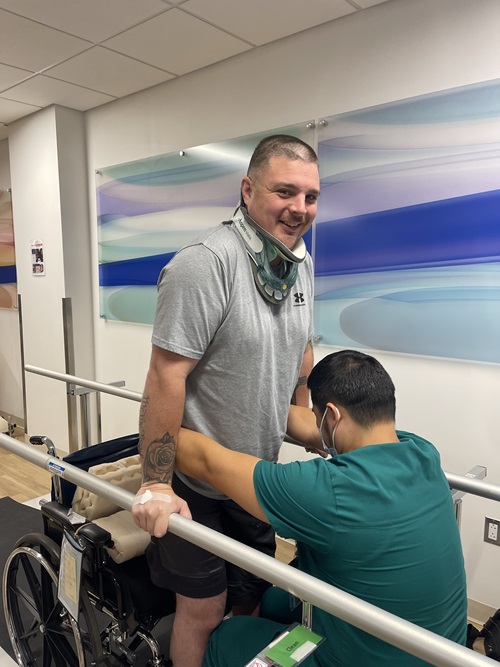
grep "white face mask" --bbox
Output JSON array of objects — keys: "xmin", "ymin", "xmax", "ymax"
[{"xmin": 318, "ymin": 406, "xmax": 340, "ymax": 457}]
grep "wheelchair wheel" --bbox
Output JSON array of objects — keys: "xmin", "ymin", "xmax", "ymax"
[{"xmin": 2, "ymin": 532, "xmax": 103, "ymax": 666}]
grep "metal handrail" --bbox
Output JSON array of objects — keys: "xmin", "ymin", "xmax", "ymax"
[
  {"xmin": 24, "ymin": 364, "xmax": 500, "ymax": 503},
  {"xmin": 0, "ymin": 431, "xmax": 496, "ymax": 667},
  {"xmin": 25, "ymin": 365, "xmax": 142, "ymax": 402},
  {"xmin": 446, "ymin": 471, "xmax": 500, "ymax": 502}
]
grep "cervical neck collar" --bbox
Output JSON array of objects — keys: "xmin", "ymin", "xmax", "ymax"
[{"xmin": 231, "ymin": 206, "xmax": 306, "ymax": 304}]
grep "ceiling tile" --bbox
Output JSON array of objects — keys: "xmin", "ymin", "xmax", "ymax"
[
  {"xmin": 0, "ymin": 9, "xmax": 90, "ymax": 71},
  {"xmin": 3, "ymin": 76, "xmax": 115, "ymax": 112},
  {"xmin": 182, "ymin": 0, "xmax": 356, "ymax": 45},
  {"xmin": 0, "ymin": 96, "xmax": 41, "ymax": 124},
  {"xmin": 0, "ymin": 0, "xmax": 172, "ymax": 43},
  {"xmin": 45, "ymin": 47, "xmax": 174, "ymax": 98},
  {"xmin": 103, "ymin": 8, "xmax": 251, "ymax": 76},
  {"xmin": 0, "ymin": 63, "xmax": 33, "ymax": 93},
  {"xmin": 0, "ymin": 0, "xmax": 400, "ymax": 132}
]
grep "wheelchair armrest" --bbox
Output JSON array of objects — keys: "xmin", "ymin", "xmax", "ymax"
[
  {"xmin": 41, "ymin": 501, "xmax": 113, "ymax": 549},
  {"xmin": 41, "ymin": 501, "xmax": 85, "ymax": 531},
  {"xmin": 78, "ymin": 522, "xmax": 113, "ymax": 548}
]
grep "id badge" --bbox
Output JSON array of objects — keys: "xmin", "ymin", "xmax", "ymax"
[
  {"xmin": 57, "ymin": 530, "xmax": 84, "ymax": 620},
  {"xmin": 244, "ymin": 622, "xmax": 324, "ymax": 667}
]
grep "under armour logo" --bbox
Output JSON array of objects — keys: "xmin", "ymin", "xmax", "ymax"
[{"xmin": 294, "ymin": 292, "xmax": 304, "ymax": 304}]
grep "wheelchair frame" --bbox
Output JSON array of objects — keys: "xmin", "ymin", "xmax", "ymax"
[{"xmin": 2, "ymin": 437, "xmax": 175, "ymax": 667}]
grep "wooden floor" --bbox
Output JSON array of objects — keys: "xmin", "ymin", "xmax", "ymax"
[{"xmin": 0, "ymin": 441, "xmax": 52, "ymax": 503}]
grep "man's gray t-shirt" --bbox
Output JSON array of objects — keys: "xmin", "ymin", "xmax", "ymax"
[{"xmin": 152, "ymin": 222, "xmax": 314, "ymax": 499}]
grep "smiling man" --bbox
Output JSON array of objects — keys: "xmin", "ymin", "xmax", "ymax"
[
  {"xmin": 133, "ymin": 135, "xmax": 321, "ymax": 667},
  {"xmin": 241, "ymin": 146, "xmax": 320, "ymax": 250}
]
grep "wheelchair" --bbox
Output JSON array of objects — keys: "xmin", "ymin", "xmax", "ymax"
[{"xmin": 2, "ymin": 434, "xmax": 176, "ymax": 666}]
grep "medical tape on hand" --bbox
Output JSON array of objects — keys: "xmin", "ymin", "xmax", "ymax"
[{"xmin": 132, "ymin": 489, "xmax": 172, "ymax": 506}]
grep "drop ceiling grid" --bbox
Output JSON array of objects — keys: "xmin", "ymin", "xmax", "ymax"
[{"xmin": 0, "ymin": 0, "xmax": 391, "ymax": 128}]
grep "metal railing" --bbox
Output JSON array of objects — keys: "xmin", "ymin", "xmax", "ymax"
[
  {"xmin": 25, "ymin": 364, "xmax": 141, "ymax": 451},
  {"xmin": 25, "ymin": 365, "xmax": 143, "ymax": 403},
  {"xmin": 23, "ymin": 365, "xmax": 500, "ymax": 503},
  {"xmin": 19, "ymin": 366, "xmax": 500, "ymax": 664},
  {"xmin": 1, "ymin": 429, "xmax": 498, "ymax": 666}
]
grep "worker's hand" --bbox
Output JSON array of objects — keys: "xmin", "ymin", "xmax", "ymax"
[
  {"xmin": 305, "ymin": 446, "xmax": 329, "ymax": 458},
  {"xmin": 131, "ymin": 483, "xmax": 191, "ymax": 538}
]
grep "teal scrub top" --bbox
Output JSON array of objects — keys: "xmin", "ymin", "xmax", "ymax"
[{"xmin": 254, "ymin": 431, "xmax": 467, "ymax": 666}]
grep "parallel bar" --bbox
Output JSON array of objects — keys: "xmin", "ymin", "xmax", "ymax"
[
  {"xmin": 62, "ymin": 297, "xmax": 79, "ymax": 452},
  {"xmin": 95, "ymin": 391, "xmax": 103, "ymax": 443},
  {"xmin": 25, "ymin": 365, "xmax": 142, "ymax": 402},
  {"xmin": 451, "ymin": 465, "xmax": 487, "ymax": 502},
  {"xmin": 79, "ymin": 392, "xmax": 92, "ymax": 448},
  {"xmin": 25, "ymin": 365, "xmax": 500, "ymax": 504},
  {"xmin": 17, "ymin": 294, "xmax": 28, "ymax": 433},
  {"xmin": 445, "ymin": 471, "xmax": 500, "ymax": 503},
  {"xmin": 0, "ymin": 432, "xmax": 495, "ymax": 667},
  {"xmin": 450, "ymin": 466, "xmax": 487, "ymax": 530}
]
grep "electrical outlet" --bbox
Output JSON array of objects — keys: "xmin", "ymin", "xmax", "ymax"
[{"xmin": 484, "ymin": 517, "xmax": 500, "ymax": 545}]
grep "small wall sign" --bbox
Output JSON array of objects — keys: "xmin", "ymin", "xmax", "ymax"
[{"xmin": 31, "ymin": 240, "xmax": 45, "ymax": 276}]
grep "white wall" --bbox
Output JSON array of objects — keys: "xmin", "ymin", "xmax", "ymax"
[
  {"xmin": 0, "ymin": 139, "xmax": 23, "ymax": 426},
  {"xmin": 8, "ymin": 106, "xmax": 92, "ymax": 449},
  {"xmin": 57, "ymin": 108, "xmax": 95, "ymax": 382},
  {"xmin": 9, "ymin": 108, "xmax": 69, "ymax": 447},
  {"xmin": 6, "ymin": 0, "xmax": 494, "ymax": 608}
]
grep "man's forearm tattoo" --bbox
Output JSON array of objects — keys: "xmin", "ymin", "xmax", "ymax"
[
  {"xmin": 142, "ymin": 431, "xmax": 176, "ymax": 484},
  {"xmin": 291, "ymin": 375, "xmax": 307, "ymax": 405}
]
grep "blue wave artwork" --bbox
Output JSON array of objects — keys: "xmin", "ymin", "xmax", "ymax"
[
  {"xmin": 96, "ymin": 125, "xmax": 312, "ymax": 324},
  {"xmin": 315, "ymin": 79, "xmax": 500, "ymax": 363}
]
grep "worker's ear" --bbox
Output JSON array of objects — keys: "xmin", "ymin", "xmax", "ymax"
[{"xmin": 325, "ymin": 403, "xmax": 341, "ymax": 424}]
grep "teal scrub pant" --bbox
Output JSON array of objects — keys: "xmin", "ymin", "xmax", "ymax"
[
  {"xmin": 202, "ymin": 615, "xmax": 287, "ymax": 667},
  {"xmin": 202, "ymin": 586, "xmax": 319, "ymax": 667}
]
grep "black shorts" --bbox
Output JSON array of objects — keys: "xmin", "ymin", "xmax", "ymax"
[{"xmin": 146, "ymin": 474, "xmax": 275, "ymax": 605}]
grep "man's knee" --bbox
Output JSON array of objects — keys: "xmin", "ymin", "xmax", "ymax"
[{"xmin": 176, "ymin": 592, "xmax": 227, "ymax": 630}]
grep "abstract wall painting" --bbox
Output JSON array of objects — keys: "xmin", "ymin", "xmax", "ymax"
[
  {"xmin": 96, "ymin": 81, "xmax": 500, "ymax": 363},
  {"xmin": 315, "ymin": 80, "xmax": 500, "ymax": 363}
]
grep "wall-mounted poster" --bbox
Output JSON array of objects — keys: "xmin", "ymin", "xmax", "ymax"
[
  {"xmin": 0, "ymin": 188, "xmax": 17, "ymax": 309},
  {"xmin": 315, "ymin": 80, "xmax": 500, "ymax": 364},
  {"xmin": 31, "ymin": 240, "xmax": 45, "ymax": 276},
  {"xmin": 96, "ymin": 124, "xmax": 314, "ymax": 324}
]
